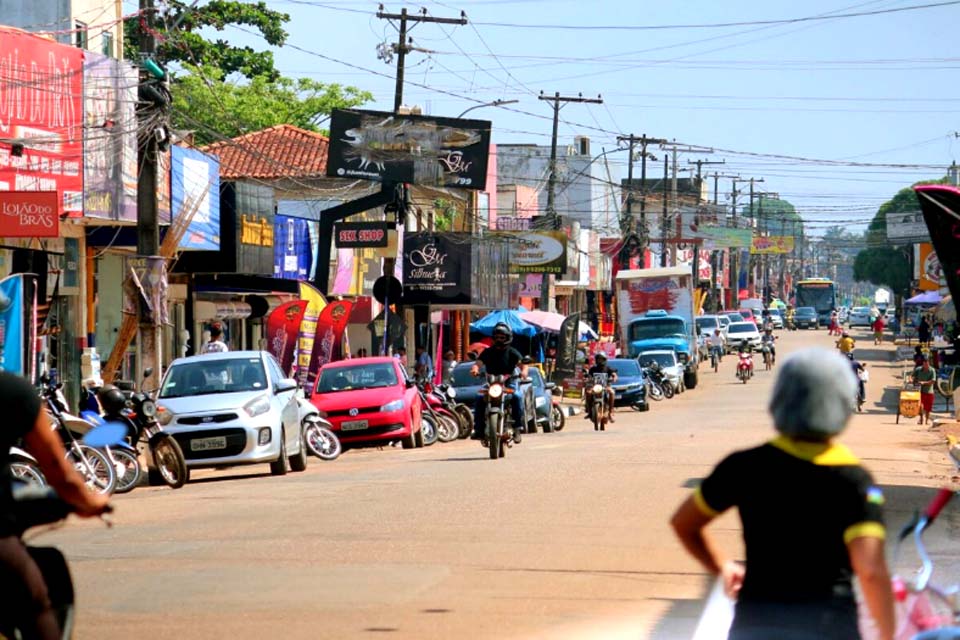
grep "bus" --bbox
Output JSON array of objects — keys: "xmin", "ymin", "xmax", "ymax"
[{"xmin": 794, "ymin": 278, "xmax": 837, "ymax": 326}]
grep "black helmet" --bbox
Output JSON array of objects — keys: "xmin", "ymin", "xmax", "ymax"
[
  {"xmin": 595, "ymin": 352, "xmax": 607, "ymax": 364},
  {"xmin": 97, "ymin": 385, "xmax": 127, "ymax": 415},
  {"xmin": 492, "ymin": 322, "xmax": 513, "ymax": 344}
]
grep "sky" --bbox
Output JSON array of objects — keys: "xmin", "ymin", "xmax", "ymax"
[{"xmin": 129, "ymin": 0, "xmax": 960, "ymax": 236}]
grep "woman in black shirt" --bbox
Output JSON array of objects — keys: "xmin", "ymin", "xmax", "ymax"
[{"xmin": 670, "ymin": 348, "xmax": 895, "ymax": 640}]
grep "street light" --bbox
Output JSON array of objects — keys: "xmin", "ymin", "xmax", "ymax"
[{"xmin": 456, "ymin": 99, "xmax": 519, "ymax": 118}]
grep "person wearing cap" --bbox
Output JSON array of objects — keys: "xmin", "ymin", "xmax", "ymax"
[
  {"xmin": 670, "ymin": 348, "xmax": 894, "ymax": 640},
  {"xmin": 912, "ymin": 356, "xmax": 937, "ymax": 426}
]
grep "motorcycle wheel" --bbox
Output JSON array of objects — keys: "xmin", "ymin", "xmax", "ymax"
[
  {"xmin": 453, "ymin": 404, "xmax": 474, "ymax": 439},
  {"xmin": 551, "ymin": 404, "xmax": 565, "ymax": 431},
  {"xmin": 663, "ymin": 384, "xmax": 675, "ymax": 399},
  {"xmin": 488, "ymin": 429, "xmax": 501, "ymax": 460},
  {"xmin": 436, "ymin": 411, "xmax": 460, "ymax": 442},
  {"xmin": 421, "ymin": 414, "xmax": 439, "ymax": 446},
  {"xmin": 305, "ymin": 423, "xmax": 342, "ymax": 460},
  {"xmin": 9, "ymin": 461, "xmax": 46, "ymax": 487},
  {"xmin": 649, "ymin": 384, "xmax": 663, "ymax": 401},
  {"xmin": 149, "ymin": 433, "xmax": 188, "ymax": 489},
  {"xmin": 110, "ymin": 447, "xmax": 141, "ymax": 494},
  {"xmin": 67, "ymin": 445, "xmax": 117, "ymax": 495}
]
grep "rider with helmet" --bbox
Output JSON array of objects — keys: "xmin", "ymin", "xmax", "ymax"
[
  {"xmin": 585, "ymin": 352, "xmax": 618, "ymax": 423},
  {"xmin": 470, "ymin": 322, "xmax": 528, "ymax": 443},
  {"xmin": 760, "ymin": 327, "xmax": 777, "ymax": 365}
]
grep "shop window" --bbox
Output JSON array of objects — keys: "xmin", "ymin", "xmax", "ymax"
[
  {"xmin": 75, "ymin": 21, "xmax": 88, "ymax": 49},
  {"xmin": 102, "ymin": 31, "xmax": 114, "ymax": 57}
]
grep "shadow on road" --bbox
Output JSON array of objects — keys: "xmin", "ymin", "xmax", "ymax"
[{"xmin": 187, "ymin": 471, "xmax": 274, "ymax": 485}]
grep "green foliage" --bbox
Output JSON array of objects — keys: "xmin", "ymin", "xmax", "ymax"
[
  {"xmin": 432, "ymin": 198, "xmax": 457, "ymax": 231},
  {"xmin": 867, "ymin": 177, "xmax": 949, "ymax": 239},
  {"xmin": 125, "ymin": 1, "xmax": 290, "ymax": 80},
  {"xmin": 853, "ymin": 247, "xmax": 911, "ymax": 295},
  {"xmin": 170, "ymin": 65, "xmax": 372, "ymax": 145},
  {"xmin": 855, "ymin": 296, "xmax": 872, "ymax": 306},
  {"xmin": 758, "ymin": 197, "xmax": 802, "ymax": 237}
]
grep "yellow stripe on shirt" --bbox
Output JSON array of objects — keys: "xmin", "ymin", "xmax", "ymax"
[
  {"xmin": 693, "ymin": 486, "xmax": 720, "ymax": 518},
  {"xmin": 844, "ymin": 521, "xmax": 886, "ymax": 544}
]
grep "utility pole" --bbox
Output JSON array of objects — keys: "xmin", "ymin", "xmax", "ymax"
[
  {"xmin": 689, "ymin": 159, "xmax": 725, "ymax": 191},
  {"xmin": 685, "ymin": 159, "xmax": 724, "ymax": 292},
  {"xmin": 746, "ymin": 177, "xmax": 764, "ymax": 298},
  {"xmin": 659, "ymin": 143, "xmax": 713, "ymax": 267},
  {"xmin": 660, "ymin": 155, "xmax": 669, "ymax": 267},
  {"xmin": 537, "ymin": 91, "xmax": 602, "ymax": 311},
  {"xmin": 377, "ymin": 7, "xmax": 467, "ymax": 112},
  {"xmin": 710, "ymin": 172, "xmax": 739, "ymax": 311},
  {"xmin": 618, "ymin": 134, "xmax": 666, "ymax": 260},
  {"xmin": 137, "ymin": 0, "xmax": 161, "ymax": 389}
]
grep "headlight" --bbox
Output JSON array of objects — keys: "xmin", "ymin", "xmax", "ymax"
[
  {"xmin": 157, "ymin": 405, "xmax": 172, "ymax": 425},
  {"xmin": 380, "ymin": 399, "xmax": 404, "ymax": 412},
  {"xmin": 592, "ymin": 384, "xmax": 603, "ymax": 394},
  {"xmin": 446, "ymin": 387, "xmax": 457, "ymax": 399},
  {"xmin": 488, "ymin": 384, "xmax": 503, "ymax": 399},
  {"xmin": 243, "ymin": 395, "xmax": 271, "ymax": 418},
  {"xmin": 141, "ymin": 399, "xmax": 157, "ymax": 418},
  {"xmin": 535, "ymin": 396, "xmax": 545, "ymax": 407}
]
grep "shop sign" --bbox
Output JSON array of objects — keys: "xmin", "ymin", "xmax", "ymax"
[
  {"xmin": 505, "ymin": 230, "xmax": 567, "ymax": 274},
  {"xmin": 0, "ymin": 29, "xmax": 84, "ymax": 215},
  {"xmin": 334, "ymin": 221, "xmax": 389, "ymax": 248},
  {"xmin": 494, "ymin": 216, "xmax": 532, "ymax": 231},
  {"xmin": 241, "ymin": 214, "xmax": 274, "ymax": 246},
  {"xmin": 887, "ymin": 211, "xmax": 929, "ymax": 243},
  {"xmin": 915, "ymin": 185, "xmax": 960, "ymax": 303},
  {"xmin": 172, "ymin": 145, "xmax": 220, "ymax": 250},
  {"xmin": 915, "ymin": 243, "xmax": 941, "ymax": 292},
  {"xmin": 0, "ymin": 191, "xmax": 59, "ymax": 237},
  {"xmin": 750, "ymin": 236, "xmax": 795, "ymax": 255},
  {"xmin": 402, "ymin": 233, "xmax": 471, "ymax": 305},
  {"xmin": 327, "ymin": 109, "xmax": 491, "ymax": 190}
]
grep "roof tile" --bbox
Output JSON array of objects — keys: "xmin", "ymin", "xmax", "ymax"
[{"xmin": 201, "ymin": 124, "xmax": 329, "ymax": 180}]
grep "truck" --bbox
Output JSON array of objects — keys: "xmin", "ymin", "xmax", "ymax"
[{"xmin": 615, "ymin": 266, "xmax": 699, "ymax": 390}]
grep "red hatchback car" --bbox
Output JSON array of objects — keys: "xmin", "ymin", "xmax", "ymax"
[
  {"xmin": 738, "ymin": 308, "xmax": 758, "ymax": 326},
  {"xmin": 310, "ymin": 357, "xmax": 423, "ymax": 449}
]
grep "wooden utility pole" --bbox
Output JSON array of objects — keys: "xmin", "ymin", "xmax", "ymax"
[
  {"xmin": 618, "ymin": 134, "xmax": 666, "ymax": 257},
  {"xmin": 685, "ymin": 159, "xmax": 724, "ymax": 289},
  {"xmin": 137, "ymin": 0, "xmax": 162, "ymax": 389},
  {"xmin": 536, "ymin": 91, "xmax": 602, "ymax": 311}
]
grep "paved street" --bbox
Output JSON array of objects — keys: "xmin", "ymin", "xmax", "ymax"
[{"xmin": 47, "ymin": 329, "xmax": 955, "ymax": 639}]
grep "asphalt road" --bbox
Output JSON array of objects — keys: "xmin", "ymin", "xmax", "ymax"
[{"xmin": 45, "ymin": 328, "xmax": 956, "ymax": 639}]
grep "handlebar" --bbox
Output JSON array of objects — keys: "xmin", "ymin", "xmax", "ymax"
[{"xmin": 924, "ymin": 487, "xmax": 954, "ymax": 525}]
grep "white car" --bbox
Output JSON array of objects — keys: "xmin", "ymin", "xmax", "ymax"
[
  {"xmin": 726, "ymin": 321, "xmax": 762, "ymax": 352},
  {"xmin": 766, "ymin": 310, "xmax": 784, "ymax": 330},
  {"xmin": 156, "ymin": 351, "xmax": 308, "ymax": 477},
  {"xmin": 848, "ymin": 306, "xmax": 872, "ymax": 327},
  {"xmin": 884, "ymin": 308, "xmax": 896, "ymax": 323},
  {"xmin": 637, "ymin": 350, "xmax": 684, "ymax": 393}
]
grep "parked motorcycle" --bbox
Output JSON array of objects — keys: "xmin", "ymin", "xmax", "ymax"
[
  {"xmin": 419, "ymin": 382, "xmax": 461, "ymax": 442},
  {"xmin": 480, "ymin": 374, "xmax": 517, "ymax": 459},
  {"xmin": 94, "ymin": 369, "xmax": 188, "ymax": 489},
  {"xmin": 41, "ymin": 374, "xmax": 117, "ymax": 495},
  {"xmin": 551, "ymin": 396, "xmax": 566, "ymax": 431},
  {"xmin": 644, "ymin": 363, "xmax": 674, "ymax": 400},
  {"xmin": 586, "ymin": 373, "xmax": 611, "ymax": 431},
  {"xmin": 9, "ymin": 446, "xmax": 46, "ymax": 487},
  {"xmin": 0, "ymin": 482, "xmax": 112, "ymax": 640}
]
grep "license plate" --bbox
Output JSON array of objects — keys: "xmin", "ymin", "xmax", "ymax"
[
  {"xmin": 190, "ymin": 436, "xmax": 227, "ymax": 451},
  {"xmin": 341, "ymin": 420, "xmax": 369, "ymax": 431}
]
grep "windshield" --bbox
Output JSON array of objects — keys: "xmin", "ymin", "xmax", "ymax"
[
  {"xmin": 316, "ymin": 363, "xmax": 398, "ymax": 393},
  {"xmin": 728, "ymin": 324, "xmax": 755, "ymax": 334},
  {"xmin": 609, "ymin": 360, "xmax": 641, "ymax": 377},
  {"xmin": 717, "ymin": 316, "xmax": 730, "ymax": 328},
  {"xmin": 527, "ymin": 368, "xmax": 544, "ymax": 389},
  {"xmin": 796, "ymin": 283, "xmax": 836, "ymax": 313},
  {"xmin": 629, "ymin": 318, "xmax": 686, "ymax": 342},
  {"xmin": 160, "ymin": 358, "xmax": 267, "ymax": 398},
  {"xmin": 797, "ymin": 307, "xmax": 816, "ymax": 316},
  {"xmin": 696, "ymin": 317, "xmax": 718, "ymax": 332},
  {"xmin": 639, "ymin": 353, "xmax": 676, "ymax": 369}
]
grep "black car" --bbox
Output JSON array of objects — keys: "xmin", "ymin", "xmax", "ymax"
[
  {"xmin": 794, "ymin": 306, "xmax": 819, "ymax": 329},
  {"xmin": 608, "ymin": 358, "xmax": 648, "ymax": 411}
]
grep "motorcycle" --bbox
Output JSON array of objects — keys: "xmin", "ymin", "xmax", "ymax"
[
  {"xmin": 551, "ymin": 396, "xmax": 566, "ymax": 431},
  {"xmin": 586, "ymin": 373, "xmax": 611, "ymax": 431},
  {"xmin": 643, "ymin": 364, "xmax": 674, "ymax": 400},
  {"xmin": 480, "ymin": 374, "xmax": 517, "ymax": 459},
  {"xmin": 420, "ymin": 382, "xmax": 461, "ymax": 443},
  {"xmin": 737, "ymin": 349, "xmax": 754, "ymax": 384},
  {"xmin": 761, "ymin": 344, "xmax": 773, "ymax": 371},
  {"xmin": 94, "ymin": 369, "xmax": 188, "ymax": 490},
  {"xmin": 9, "ymin": 446, "xmax": 46, "ymax": 487},
  {"xmin": 41, "ymin": 374, "xmax": 117, "ymax": 495},
  {"xmin": 0, "ymin": 482, "xmax": 112, "ymax": 640},
  {"xmin": 299, "ymin": 394, "xmax": 342, "ymax": 461}
]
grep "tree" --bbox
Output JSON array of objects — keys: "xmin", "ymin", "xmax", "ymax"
[
  {"xmin": 170, "ymin": 65, "xmax": 372, "ymax": 145},
  {"xmin": 125, "ymin": 1, "xmax": 290, "ymax": 80}
]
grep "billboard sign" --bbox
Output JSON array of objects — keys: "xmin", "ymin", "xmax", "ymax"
[
  {"xmin": 403, "ymin": 233, "xmax": 472, "ymax": 305},
  {"xmin": 0, "ymin": 191, "xmax": 59, "ymax": 237},
  {"xmin": 505, "ymin": 231, "xmax": 567, "ymax": 274},
  {"xmin": 689, "ymin": 226, "xmax": 752, "ymax": 249},
  {"xmin": 750, "ymin": 236, "xmax": 795, "ymax": 254},
  {"xmin": 915, "ymin": 243, "xmax": 941, "ymax": 292},
  {"xmin": 0, "ymin": 28, "xmax": 84, "ymax": 215},
  {"xmin": 83, "ymin": 52, "xmax": 138, "ymax": 221},
  {"xmin": 886, "ymin": 211, "xmax": 929, "ymax": 243},
  {"xmin": 327, "ymin": 109, "xmax": 492, "ymax": 190},
  {"xmin": 171, "ymin": 146, "xmax": 220, "ymax": 250}
]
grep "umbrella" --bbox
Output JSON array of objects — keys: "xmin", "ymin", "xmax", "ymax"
[
  {"xmin": 468, "ymin": 339, "xmax": 492, "ymax": 355},
  {"xmin": 905, "ymin": 291, "xmax": 942, "ymax": 305},
  {"xmin": 521, "ymin": 310, "xmax": 599, "ymax": 340},
  {"xmin": 470, "ymin": 309, "xmax": 539, "ymax": 338}
]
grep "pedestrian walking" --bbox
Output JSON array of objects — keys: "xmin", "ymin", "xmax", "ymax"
[
  {"xmin": 918, "ymin": 316, "xmax": 931, "ymax": 346},
  {"xmin": 670, "ymin": 348, "xmax": 894, "ymax": 640},
  {"xmin": 871, "ymin": 315, "xmax": 885, "ymax": 345},
  {"xmin": 828, "ymin": 310, "xmax": 840, "ymax": 336},
  {"xmin": 912, "ymin": 356, "xmax": 936, "ymax": 426}
]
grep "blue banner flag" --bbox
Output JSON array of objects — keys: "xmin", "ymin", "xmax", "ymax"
[{"xmin": 0, "ymin": 275, "xmax": 25, "ymax": 375}]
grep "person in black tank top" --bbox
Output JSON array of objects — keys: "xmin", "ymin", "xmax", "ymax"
[{"xmin": 670, "ymin": 348, "xmax": 895, "ymax": 640}]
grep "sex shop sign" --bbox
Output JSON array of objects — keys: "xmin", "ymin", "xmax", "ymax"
[{"xmin": 0, "ymin": 191, "xmax": 60, "ymax": 237}]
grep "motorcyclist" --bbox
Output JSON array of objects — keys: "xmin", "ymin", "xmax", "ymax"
[
  {"xmin": 1, "ymin": 371, "xmax": 110, "ymax": 639},
  {"xmin": 708, "ymin": 328, "xmax": 726, "ymax": 363},
  {"xmin": 471, "ymin": 322, "xmax": 528, "ymax": 443},
  {"xmin": 847, "ymin": 352, "xmax": 866, "ymax": 407},
  {"xmin": 585, "ymin": 352, "xmax": 617, "ymax": 423},
  {"xmin": 760, "ymin": 327, "xmax": 777, "ymax": 365},
  {"xmin": 836, "ymin": 331, "xmax": 855, "ymax": 355},
  {"xmin": 736, "ymin": 341, "xmax": 754, "ymax": 378}
]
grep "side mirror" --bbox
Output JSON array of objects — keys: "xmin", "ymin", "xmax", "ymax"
[
  {"xmin": 275, "ymin": 378, "xmax": 298, "ymax": 393},
  {"xmin": 405, "ymin": 379, "xmax": 416, "ymax": 388},
  {"xmin": 545, "ymin": 382, "xmax": 556, "ymax": 390},
  {"xmin": 143, "ymin": 367, "xmax": 154, "ymax": 379}
]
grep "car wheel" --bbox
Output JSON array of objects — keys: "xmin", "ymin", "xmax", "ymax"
[
  {"xmin": 289, "ymin": 428, "xmax": 308, "ymax": 472},
  {"xmin": 270, "ymin": 429, "xmax": 288, "ymax": 476},
  {"xmin": 414, "ymin": 415, "xmax": 425, "ymax": 448},
  {"xmin": 401, "ymin": 416, "xmax": 417, "ymax": 449}
]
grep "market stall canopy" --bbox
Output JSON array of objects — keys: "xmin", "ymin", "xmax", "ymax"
[
  {"xmin": 521, "ymin": 310, "xmax": 599, "ymax": 340},
  {"xmin": 905, "ymin": 291, "xmax": 941, "ymax": 305},
  {"xmin": 470, "ymin": 309, "xmax": 539, "ymax": 338}
]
